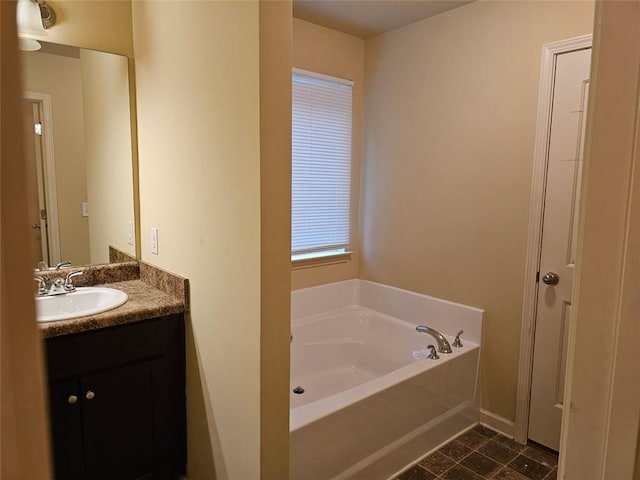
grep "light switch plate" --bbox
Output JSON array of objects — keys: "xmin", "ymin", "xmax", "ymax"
[
  {"xmin": 150, "ymin": 227, "xmax": 158, "ymax": 255},
  {"xmin": 81, "ymin": 202, "xmax": 89, "ymax": 217}
]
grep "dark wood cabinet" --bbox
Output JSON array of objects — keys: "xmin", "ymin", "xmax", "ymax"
[{"xmin": 45, "ymin": 315, "xmax": 186, "ymax": 480}]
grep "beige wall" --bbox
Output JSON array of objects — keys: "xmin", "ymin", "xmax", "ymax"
[
  {"xmin": 21, "ymin": 51, "xmax": 90, "ymax": 266},
  {"xmin": 259, "ymin": 3, "xmax": 292, "ymax": 477},
  {"xmin": 132, "ymin": 2, "xmax": 263, "ymax": 478},
  {"xmin": 361, "ymin": 0, "xmax": 594, "ymax": 421},
  {"xmin": 291, "ymin": 18, "xmax": 364, "ymax": 289},
  {"xmin": 81, "ymin": 49, "xmax": 135, "ymax": 264}
]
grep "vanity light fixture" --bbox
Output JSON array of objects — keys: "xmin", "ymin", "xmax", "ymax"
[
  {"xmin": 17, "ymin": 0, "xmax": 56, "ymax": 30},
  {"xmin": 35, "ymin": 0, "xmax": 56, "ymax": 29},
  {"xmin": 16, "ymin": 0, "xmax": 57, "ymax": 51}
]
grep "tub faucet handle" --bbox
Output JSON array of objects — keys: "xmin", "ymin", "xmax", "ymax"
[
  {"xmin": 427, "ymin": 345, "xmax": 440, "ymax": 360},
  {"xmin": 453, "ymin": 330, "xmax": 464, "ymax": 348}
]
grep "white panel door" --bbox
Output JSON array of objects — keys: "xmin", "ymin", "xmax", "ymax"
[
  {"xmin": 23, "ymin": 99, "xmax": 49, "ymax": 265},
  {"xmin": 528, "ymin": 48, "xmax": 591, "ymax": 451}
]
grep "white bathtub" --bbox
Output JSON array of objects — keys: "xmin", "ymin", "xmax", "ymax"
[{"xmin": 290, "ymin": 280, "xmax": 484, "ymax": 480}]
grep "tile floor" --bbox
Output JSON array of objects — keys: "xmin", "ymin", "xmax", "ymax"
[{"xmin": 395, "ymin": 425, "xmax": 558, "ymax": 480}]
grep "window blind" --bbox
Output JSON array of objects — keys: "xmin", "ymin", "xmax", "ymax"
[{"xmin": 292, "ymin": 70, "xmax": 353, "ymax": 256}]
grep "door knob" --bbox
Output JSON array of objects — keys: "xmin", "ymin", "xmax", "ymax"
[
  {"xmin": 542, "ymin": 272, "xmax": 560, "ymax": 285},
  {"xmin": 67, "ymin": 395, "xmax": 78, "ymax": 404},
  {"xmin": 32, "ymin": 223, "xmax": 41, "ymax": 229},
  {"xmin": 85, "ymin": 390, "xmax": 95, "ymax": 400}
]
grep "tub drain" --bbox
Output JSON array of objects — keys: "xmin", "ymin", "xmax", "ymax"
[{"xmin": 293, "ymin": 386, "xmax": 305, "ymax": 394}]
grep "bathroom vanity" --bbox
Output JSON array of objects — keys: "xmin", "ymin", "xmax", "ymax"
[{"xmin": 39, "ymin": 262, "xmax": 188, "ymax": 480}]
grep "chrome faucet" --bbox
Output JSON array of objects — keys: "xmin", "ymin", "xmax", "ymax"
[
  {"xmin": 416, "ymin": 325, "xmax": 452, "ymax": 354},
  {"xmin": 37, "ymin": 270, "xmax": 83, "ymax": 296}
]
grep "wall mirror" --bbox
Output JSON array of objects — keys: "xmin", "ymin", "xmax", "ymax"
[{"xmin": 20, "ymin": 40, "xmax": 137, "ymax": 270}]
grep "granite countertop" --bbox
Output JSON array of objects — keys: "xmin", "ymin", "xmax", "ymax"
[
  {"xmin": 37, "ymin": 258, "xmax": 189, "ymax": 338},
  {"xmin": 40, "ymin": 279, "xmax": 187, "ymax": 339}
]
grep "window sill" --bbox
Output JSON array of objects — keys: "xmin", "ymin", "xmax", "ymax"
[{"xmin": 291, "ymin": 251, "xmax": 352, "ymax": 270}]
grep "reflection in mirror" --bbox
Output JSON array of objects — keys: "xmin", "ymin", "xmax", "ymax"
[{"xmin": 20, "ymin": 41, "xmax": 136, "ymax": 269}]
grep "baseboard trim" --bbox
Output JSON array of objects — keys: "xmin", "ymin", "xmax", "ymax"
[{"xmin": 479, "ymin": 409, "xmax": 516, "ymax": 438}]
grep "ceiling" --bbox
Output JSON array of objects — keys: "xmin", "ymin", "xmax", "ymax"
[{"xmin": 293, "ymin": 0, "xmax": 476, "ymax": 39}]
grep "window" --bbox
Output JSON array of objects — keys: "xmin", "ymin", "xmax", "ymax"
[{"xmin": 291, "ymin": 69, "xmax": 353, "ymax": 262}]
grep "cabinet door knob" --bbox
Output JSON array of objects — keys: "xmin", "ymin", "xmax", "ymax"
[
  {"xmin": 67, "ymin": 395, "xmax": 78, "ymax": 404},
  {"xmin": 85, "ymin": 390, "xmax": 95, "ymax": 400}
]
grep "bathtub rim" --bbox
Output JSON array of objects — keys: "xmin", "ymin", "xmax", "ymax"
[{"xmin": 291, "ymin": 279, "xmax": 485, "ymax": 345}]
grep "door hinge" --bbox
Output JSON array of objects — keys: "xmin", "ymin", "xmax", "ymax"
[
  {"xmin": 34, "ymin": 123, "xmax": 43, "ymax": 136},
  {"xmin": 536, "ymin": 271, "xmax": 540, "ymax": 283}
]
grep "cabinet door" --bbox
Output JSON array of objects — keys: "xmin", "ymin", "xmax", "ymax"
[
  {"xmin": 81, "ymin": 360, "xmax": 159, "ymax": 480},
  {"xmin": 49, "ymin": 378, "xmax": 85, "ymax": 479}
]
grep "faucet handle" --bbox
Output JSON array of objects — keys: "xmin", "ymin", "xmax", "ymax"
[
  {"xmin": 55, "ymin": 261, "xmax": 72, "ymax": 270},
  {"xmin": 34, "ymin": 276, "xmax": 47, "ymax": 296},
  {"xmin": 427, "ymin": 345, "xmax": 440, "ymax": 360},
  {"xmin": 64, "ymin": 271, "xmax": 83, "ymax": 292},
  {"xmin": 453, "ymin": 330, "xmax": 464, "ymax": 348}
]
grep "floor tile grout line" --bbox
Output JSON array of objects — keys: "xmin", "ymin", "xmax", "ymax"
[
  {"xmin": 437, "ymin": 448, "xmax": 475, "ymax": 466},
  {"xmin": 507, "ymin": 452, "xmax": 556, "ymax": 473}
]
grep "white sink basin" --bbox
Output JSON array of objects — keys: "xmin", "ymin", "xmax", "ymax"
[{"xmin": 36, "ymin": 287, "xmax": 128, "ymax": 322}]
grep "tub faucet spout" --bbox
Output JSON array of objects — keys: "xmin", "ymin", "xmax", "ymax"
[{"xmin": 416, "ymin": 325, "xmax": 452, "ymax": 354}]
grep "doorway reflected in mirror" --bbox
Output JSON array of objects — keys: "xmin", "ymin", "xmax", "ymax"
[{"xmin": 21, "ymin": 41, "xmax": 137, "ymax": 269}]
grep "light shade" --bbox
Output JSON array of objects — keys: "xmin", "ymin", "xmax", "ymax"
[
  {"xmin": 19, "ymin": 37, "xmax": 41, "ymax": 51},
  {"xmin": 16, "ymin": 0, "xmax": 45, "ymax": 35},
  {"xmin": 16, "ymin": 0, "xmax": 56, "ymax": 39}
]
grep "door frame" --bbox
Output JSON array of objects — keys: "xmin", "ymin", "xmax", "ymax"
[
  {"xmin": 23, "ymin": 90, "xmax": 61, "ymax": 265},
  {"xmin": 514, "ymin": 34, "xmax": 592, "ymax": 445}
]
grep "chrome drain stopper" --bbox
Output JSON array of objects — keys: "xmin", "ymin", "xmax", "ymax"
[{"xmin": 293, "ymin": 386, "xmax": 305, "ymax": 394}]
